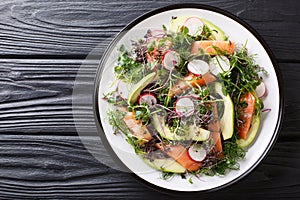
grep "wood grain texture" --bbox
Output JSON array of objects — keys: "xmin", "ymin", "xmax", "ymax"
[
  {"xmin": 0, "ymin": 59, "xmax": 97, "ymax": 135},
  {"xmin": 0, "ymin": 135, "xmax": 298, "ymax": 199},
  {"xmin": 0, "ymin": 0, "xmax": 298, "ymax": 60}
]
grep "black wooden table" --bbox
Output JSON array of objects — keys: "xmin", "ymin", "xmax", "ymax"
[{"xmin": 0, "ymin": 0, "xmax": 299, "ymax": 199}]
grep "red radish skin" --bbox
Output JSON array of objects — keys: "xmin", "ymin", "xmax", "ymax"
[
  {"xmin": 187, "ymin": 59, "xmax": 210, "ymax": 76},
  {"xmin": 188, "ymin": 145, "xmax": 207, "ymax": 162},
  {"xmin": 162, "ymin": 50, "xmax": 180, "ymax": 70},
  {"xmin": 175, "ymin": 97, "xmax": 194, "ymax": 117},
  {"xmin": 255, "ymin": 81, "xmax": 267, "ymax": 98},
  {"xmin": 183, "ymin": 17, "xmax": 204, "ymax": 36},
  {"xmin": 138, "ymin": 93, "xmax": 157, "ymax": 106}
]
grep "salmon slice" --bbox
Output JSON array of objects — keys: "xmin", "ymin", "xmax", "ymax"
[
  {"xmin": 156, "ymin": 143, "xmax": 201, "ymax": 171},
  {"xmin": 123, "ymin": 112, "xmax": 152, "ymax": 143},
  {"xmin": 208, "ymin": 103, "xmax": 223, "ymax": 155},
  {"xmin": 190, "ymin": 40, "xmax": 235, "ymax": 55},
  {"xmin": 238, "ymin": 92, "xmax": 256, "ymax": 139},
  {"xmin": 169, "ymin": 72, "xmax": 216, "ymax": 97},
  {"xmin": 211, "ymin": 132, "xmax": 222, "ymax": 155}
]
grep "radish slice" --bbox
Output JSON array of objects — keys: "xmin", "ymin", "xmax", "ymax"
[
  {"xmin": 183, "ymin": 17, "xmax": 204, "ymax": 36},
  {"xmin": 188, "ymin": 144, "xmax": 207, "ymax": 162},
  {"xmin": 255, "ymin": 81, "xmax": 267, "ymax": 98},
  {"xmin": 138, "ymin": 93, "xmax": 157, "ymax": 106},
  {"xmin": 162, "ymin": 50, "xmax": 180, "ymax": 70},
  {"xmin": 175, "ymin": 97, "xmax": 194, "ymax": 117},
  {"xmin": 187, "ymin": 59, "xmax": 210, "ymax": 76},
  {"xmin": 147, "ymin": 30, "xmax": 166, "ymax": 42},
  {"xmin": 117, "ymin": 80, "xmax": 131, "ymax": 99},
  {"xmin": 209, "ymin": 56, "xmax": 230, "ymax": 75},
  {"xmin": 150, "ymin": 29, "xmax": 166, "ymax": 38}
]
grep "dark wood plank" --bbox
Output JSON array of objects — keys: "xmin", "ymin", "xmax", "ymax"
[
  {"xmin": 0, "ymin": 59, "xmax": 96, "ymax": 135},
  {"xmin": 0, "ymin": 135, "xmax": 298, "ymax": 199},
  {"xmin": 0, "ymin": 0, "xmax": 298, "ymax": 60}
]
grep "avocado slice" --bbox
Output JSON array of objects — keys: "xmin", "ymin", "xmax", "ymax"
[
  {"xmin": 237, "ymin": 113, "xmax": 261, "ymax": 148},
  {"xmin": 200, "ymin": 18, "xmax": 227, "ymax": 41},
  {"xmin": 143, "ymin": 157, "xmax": 186, "ymax": 173},
  {"xmin": 214, "ymin": 82, "xmax": 234, "ymax": 140},
  {"xmin": 152, "ymin": 114, "xmax": 210, "ymax": 141},
  {"xmin": 127, "ymin": 72, "xmax": 157, "ymax": 105},
  {"xmin": 169, "ymin": 16, "xmax": 227, "ymax": 40}
]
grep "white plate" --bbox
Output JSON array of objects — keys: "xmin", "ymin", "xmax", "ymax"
[{"xmin": 94, "ymin": 4, "xmax": 283, "ymax": 192}]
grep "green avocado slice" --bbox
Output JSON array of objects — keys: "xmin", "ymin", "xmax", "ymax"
[
  {"xmin": 152, "ymin": 114, "xmax": 210, "ymax": 141},
  {"xmin": 127, "ymin": 72, "xmax": 157, "ymax": 105},
  {"xmin": 200, "ymin": 18, "xmax": 227, "ymax": 41},
  {"xmin": 142, "ymin": 157, "xmax": 186, "ymax": 173},
  {"xmin": 214, "ymin": 82, "xmax": 234, "ymax": 140},
  {"xmin": 237, "ymin": 113, "xmax": 261, "ymax": 148}
]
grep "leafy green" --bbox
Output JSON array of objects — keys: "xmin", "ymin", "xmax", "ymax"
[
  {"xmin": 218, "ymin": 43, "xmax": 265, "ymax": 138},
  {"xmin": 161, "ymin": 172, "xmax": 174, "ymax": 180},
  {"xmin": 107, "ymin": 108, "xmax": 145, "ymax": 154},
  {"xmin": 128, "ymin": 104, "xmax": 151, "ymax": 125},
  {"xmin": 197, "ymin": 139, "xmax": 246, "ymax": 176},
  {"xmin": 213, "ymin": 141, "xmax": 246, "ymax": 175},
  {"xmin": 167, "ymin": 27, "xmax": 195, "ymax": 61},
  {"xmin": 195, "ymin": 24, "xmax": 212, "ymax": 40},
  {"xmin": 103, "ymin": 91, "xmax": 127, "ymax": 106},
  {"xmin": 115, "ymin": 45, "xmax": 144, "ymax": 83},
  {"xmin": 219, "ymin": 44, "xmax": 264, "ymax": 101},
  {"xmin": 107, "ymin": 109, "xmax": 128, "ymax": 135}
]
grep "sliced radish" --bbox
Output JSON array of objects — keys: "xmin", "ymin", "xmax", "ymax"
[
  {"xmin": 175, "ymin": 97, "xmax": 194, "ymax": 117},
  {"xmin": 209, "ymin": 56, "xmax": 230, "ymax": 75},
  {"xmin": 138, "ymin": 93, "xmax": 157, "ymax": 106},
  {"xmin": 188, "ymin": 144, "xmax": 207, "ymax": 162},
  {"xmin": 150, "ymin": 29, "xmax": 166, "ymax": 38},
  {"xmin": 147, "ymin": 29, "xmax": 166, "ymax": 42},
  {"xmin": 183, "ymin": 17, "xmax": 204, "ymax": 36},
  {"xmin": 255, "ymin": 81, "xmax": 267, "ymax": 98},
  {"xmin": 162, "ymin": 50, "xmax": 180, "ymax": 70},
  {"xmin": 187, "ymin": 59, "xmax": 210, "ymax": 76},
  {"xmin": 117, "ymin": 80, "xmax": 131, "ymax": 99}
]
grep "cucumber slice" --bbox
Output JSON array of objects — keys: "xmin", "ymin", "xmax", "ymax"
[
  {"xmin": 127, "ymin": 72, "xmax": 157, "ymax": 105},
  {"xmin": 214, "ymin": 82, "xmax": 234, "ymax": 140},
  {"xmin": 237, "ymin": 114, "xmax": 261, "ymax": 148}
]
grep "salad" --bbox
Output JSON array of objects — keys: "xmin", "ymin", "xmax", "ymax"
[{"xmin": 103, "ymin": 16, "xmax": 267, "ymax": 180}]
